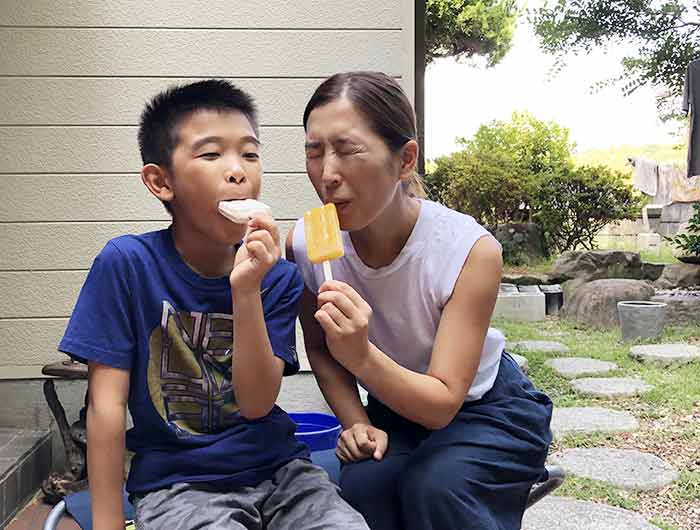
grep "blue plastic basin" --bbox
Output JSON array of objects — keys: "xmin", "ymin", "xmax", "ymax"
[{"xmin": 288, "ymin": 412, "xmax": 341, "ymax": 452}]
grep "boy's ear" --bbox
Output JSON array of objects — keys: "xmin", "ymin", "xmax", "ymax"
[
  {"xmin": 398, "ymin": 140, "xmax": 418, "ymax": 182},
  {"xmin": 141, "ymin": 164, "xmax": 174, "ymax": 203}
]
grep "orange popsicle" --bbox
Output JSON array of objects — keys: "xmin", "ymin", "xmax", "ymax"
[{"xmin": 304, "ymin": 203, "xmax": 344, "ymax": 282}]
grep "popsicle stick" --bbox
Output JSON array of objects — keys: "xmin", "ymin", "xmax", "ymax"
[{"xmin": 322, "ymin": 260, "xmax": 333, "ymax": 282}]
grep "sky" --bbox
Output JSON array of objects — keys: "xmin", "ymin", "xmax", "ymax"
[{"xmin": 424, "ymin": 5, "xmax": 684, "ymax": 160}]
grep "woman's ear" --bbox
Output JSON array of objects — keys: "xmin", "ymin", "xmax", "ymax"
[
  {"xmin": 398, "ymin": 140, "xmax": 419, "ymax": 182},
  {"xmin": 141, "ymin": 163, "xmax": 174, "ymax": 204}
]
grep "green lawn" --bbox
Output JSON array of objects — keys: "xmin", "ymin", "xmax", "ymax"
[{"xmin": 494, "ymin": 317, "xmax": 700, "ymax": 530}]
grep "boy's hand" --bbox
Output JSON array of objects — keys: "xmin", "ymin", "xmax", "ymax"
[
  {"xmin": 230, "ymin": 214, "xmax": 280, "ymax": 293},
  {"xmin": 315, "ymin": 280, "xmax": 372, "ymax": 373},
  {"xmin": 336, "ymin": 423, "xmax": 388, "ymax": 463}
]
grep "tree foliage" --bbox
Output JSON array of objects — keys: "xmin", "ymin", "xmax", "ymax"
[
  {"xmin": 425, "ymin": 112, "xmax": 574, "ymax": 224},
  {"xmin": 426, "ymin": 0, "xmax": 519, "ymax": 65},
  {"xmin": 425, "ymin": 112, "xmax": 643, "ymax": 255},
  {"xmin": 530, "ymin": 0, "xmax": 700, "ymax": 116},
  {"xmin": 533, "ymin": 165, "xmax": 643, "ymax": 252}
]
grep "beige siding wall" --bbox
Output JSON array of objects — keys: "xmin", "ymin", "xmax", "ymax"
[{"xmin": 0, "ymin": 1, "xmax": 415, "ymax": 377}]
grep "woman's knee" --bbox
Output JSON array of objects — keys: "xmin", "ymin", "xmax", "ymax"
[{"xmin": 340, "ymin": 459, "xmax": 400, "ymax": 508}]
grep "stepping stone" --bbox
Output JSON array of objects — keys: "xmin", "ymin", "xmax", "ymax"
[
  {"xmin": 629, "ymin": 343, "xmax": 700, "ymax": 366},
  {"xmin": 570, "ymin": 377, "xmax": 652, "ymax": 398},
  {"xmin": 510, "ymin": 353, "xmax": 529, "ymax": 373},
  {"xmin": 549, "ymin": 448, "xmax": 678, "ymax": 491},
  {"xmin": 550, "ymin": 407, "xmax": 638, "ymax": 440},
  {"xmin": 509, "ymin": 340, "xmax": 570, "ymax": 353},
  {"xmin": 522, "ymin": 496, "xmax": 659, "ymax": 530},
  {"xmin": 545, "ymin": 358, "xmax": 618, "ymax": 378}
]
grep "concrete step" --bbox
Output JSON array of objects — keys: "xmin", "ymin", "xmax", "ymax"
[{"xmin": 0, "ymin": 428, "xmax": 52, "ymax": 528}]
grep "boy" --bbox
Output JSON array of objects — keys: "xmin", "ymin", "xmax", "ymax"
[{"xmin": 58, "ymin": 80, "xmax": 368, "ymax": 530}]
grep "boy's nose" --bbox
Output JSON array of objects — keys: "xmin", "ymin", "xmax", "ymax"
[{"xmin": 227, "ymin": 169, "xmax": 246, "ymax": 184}]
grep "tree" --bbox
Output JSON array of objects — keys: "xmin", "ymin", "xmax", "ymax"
[
  {"xmin": 531, "ymin": 1, "xmax": 700, "ymax": 117},
  {"xmin": 425, "ymin": 112, "xmax": 574, "ymax": 225},
  {"xmin": 532, "ymin": 166, "xmax": 643, "ymax": 252},
  {"xmin": 424, "ymin": 113, "xmax": 642, "ymax": 257},
  {"xmin": 426, "ymin": 0, "xmax": 519, "ymax": 65}
]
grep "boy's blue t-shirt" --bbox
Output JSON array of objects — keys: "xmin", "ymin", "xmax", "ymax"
[{"xmin": 58, "ymin": 228, "xmax": 309, "ymax": 494}]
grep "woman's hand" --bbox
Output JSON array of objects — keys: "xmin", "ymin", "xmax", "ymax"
[
  {"xmin": 336, "ymin": 423, "xmax": 388, "ymax": 463},
  {"xmin": 230, "ymin": 214, "xmax": 280, "ymax": 294},
  {"xmin": 315, "ymin": 281, "xmax": 373, "ymax": 373}
]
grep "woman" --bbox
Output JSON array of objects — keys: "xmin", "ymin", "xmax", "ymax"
[{"xmin": 286, "ymin": 71, "xmax": 552, "ymax": 530}]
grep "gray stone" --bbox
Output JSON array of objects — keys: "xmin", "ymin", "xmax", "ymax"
[
  {"xmin": 571, "ymin": 377, "xmax": 652, "ymax": 398},
  {"xmin": 510, "ymin": 353, "xmax": 529, "ymax": 373},
  {"xmin": 522, "ymin": 496, "xmax": 659, "ymax": 530},
  {"xmin": 509, "ymin": 340, "xmax": 569, "ymax": 353},
  {"xmin": 488, "ymin": 222, "xmax": 547, "ymax": 263},
  {"xmin": 550, "ymin": 250, "xmax": 643, "ymax": 283},
  {"xmin": 629, "ymin": 343, "xmax": 700, "ymax": 366},
  {"xmin": 654, "ymin": 263, "xmax": 700, "ymax": 289},
  {"xmin": 561, "ymin": 278, "xmax": 586, "ymax": 303},
  {"xmin": 651, "ymin": 290, "xmax": 700, "ymax": 326},
  {"xmin": 641, "ymin": 262, "xmax": 665, "ymax": 281},
  {"xmin": 545, "ymin": 358, "xmax": 618, "ymax": 379},
  {"xmin": 562, "ymin": 279, "xmax": 655, "ymax": 329},
  {"xmin": 550, "ymin": 448, "xmax": 678, "ymax": 491},
  {"xmin": 550, "ymin": 407, "xmax": 638, "ymax": 439},
  {"xmin": 501, "ymin": 272, "xmax": 552, "ymax": 286}
]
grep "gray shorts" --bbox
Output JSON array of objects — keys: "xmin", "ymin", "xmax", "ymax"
[{"xmin": 134, "ymin": 459, "xmax": 369, "ymax": 530}]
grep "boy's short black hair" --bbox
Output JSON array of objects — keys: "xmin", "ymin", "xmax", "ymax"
[
  {"xmin": 138, "ymin": 79, "xmax": 258, "ymax": 170},
  {"xmin": 138, "ymin": 79, "xmax": 258, "ymax": 214}
]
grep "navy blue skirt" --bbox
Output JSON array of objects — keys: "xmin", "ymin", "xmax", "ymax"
[{"xmin": 340, "ymin": 352, "xmax": 553, "ymax": 530}]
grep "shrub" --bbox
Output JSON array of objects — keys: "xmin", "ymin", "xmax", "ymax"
[
  {"xmin": 425, "ymin": 112, "xmax": 573, "ymax": 226},
  {"xmin": 532, "ymin": 165, "xmax": 643, "ymax": 253},
  {"xmin": 425, "ymin": 113, "xmax": 642, "ymax": 258}
]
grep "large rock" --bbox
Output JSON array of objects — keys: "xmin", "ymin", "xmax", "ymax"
[
  {"xmin": 641, "ymin": 262, "xmax": 665, "ymax": 281},
  {"xmin": 651, "ymin": 289, "xmax": 700, "ymax": 326},
  {"xmin": 550, "ymin": 250, "xmax": 643, "ymax": 283},
  {"xmin": 653, "ymin": 263, "xmax": 700, "ymax": 289},
  {"xmin": 501, "ymin": 272, "xmax": 552, "ymax": 285},
  {"xmin": 562, "ymin": 279, "xmax": 655, "ymax": 328}
]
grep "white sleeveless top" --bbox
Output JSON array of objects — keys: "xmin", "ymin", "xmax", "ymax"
[{"xmin": 292, "ymin": 199, "xmax": 505, "ymax": 402}]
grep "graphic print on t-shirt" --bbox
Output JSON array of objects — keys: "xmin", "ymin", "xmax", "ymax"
[{"xmin": 148, "ymin": 300, "xmax": 238, "ymax": 435}]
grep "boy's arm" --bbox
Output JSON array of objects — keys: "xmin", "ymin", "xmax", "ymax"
[
  {"xmin": 230, "ymin": 214, "xmax": 285, "ymax": 419},
  {"xmin": 87, "ymin": 361, "xmax": 129, "ymax": 530}
]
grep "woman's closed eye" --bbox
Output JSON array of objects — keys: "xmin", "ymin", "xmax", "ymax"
[
  {"xmin": 243, "ymin": 152, "xmax": 260, "ymax": 160},
  {"xmin": 306, "ymin": 147, "xmax": 323, "ymax": 160},
  {"xmin": 198, "ymin": 152, "xmax": 220, "ymax": 160}
]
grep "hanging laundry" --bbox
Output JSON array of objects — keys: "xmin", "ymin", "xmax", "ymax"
[
  {"xmin": 683, "ymin": 59, "xmax": 700, "ymax": 178},
  {"xmin": 655, "ymin": 163, "xmax": 675, "ymax": 205},
  {"xmin": 671, "ymin": 171, "xmax": 700, "ymax": 203},
  {"xmin": 630, "ymin": 157, "xmax": 658, "ymax": 196}
]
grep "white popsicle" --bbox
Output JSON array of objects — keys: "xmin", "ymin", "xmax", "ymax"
[{"xmin": 218, "ymin": 199, "xmax": 272, "ymax": 224}]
